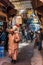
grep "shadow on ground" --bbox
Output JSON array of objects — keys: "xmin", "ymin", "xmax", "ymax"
[
  {"xmin": 17, "ymin": 45, "xmax": 34, "ymax": 65},
  {"xmin": 1, "ymin": 45, "xmax": 34, "ymax": 65}
]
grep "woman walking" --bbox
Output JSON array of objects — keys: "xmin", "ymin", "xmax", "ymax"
[{"xmin": 8, "ymin": 26, "xmax": 21, "ymax": 63}]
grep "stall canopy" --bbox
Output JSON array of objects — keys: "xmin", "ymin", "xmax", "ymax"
[
  {"xmin": 32, "ymin": 0, "xmax": 43, "ymax": 16},
  {"xmin": 32, "ymin": 0, "xmax": 43, "ymax": 9},
  {"xmin": 0, "ymin": 0, "xmax": 17, "ymax": 17},
  {"xmin": 36, "ymin": 6, "xmax": 43, "ymax": 16}
]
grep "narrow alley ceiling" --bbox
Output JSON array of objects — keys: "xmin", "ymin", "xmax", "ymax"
[
  {"xmin": 9, "ymin": 0, "xmax": 32, "ymax": 10},
  {"xmin": 9, "ymin": 0, "xmax": 31, "ymax": 2}
]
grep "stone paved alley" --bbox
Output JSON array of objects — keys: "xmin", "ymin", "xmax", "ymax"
[{"xmin": 0, "ymin": 42, "xmax": 43, "ymax": 65}]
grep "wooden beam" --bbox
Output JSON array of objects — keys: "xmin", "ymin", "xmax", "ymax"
[
  {"xmin": 32, "ymin": 0, "xmax": 43, "ymax": 9},
  {"xmin": 36, "ymin": 6, "xmax": 43, "ymax": 16},
  {"xmin": 10, "ymin": 0, "xmax": 31, "ymax": 2}
]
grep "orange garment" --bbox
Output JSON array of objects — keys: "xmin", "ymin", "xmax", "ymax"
[{"xmin": 8, "ymin": 32, "xmax": 20, "ymax": 60}]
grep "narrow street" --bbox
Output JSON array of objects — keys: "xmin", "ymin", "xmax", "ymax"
[
  {"xmin": 0, "ymin": 0, "xmax": 43, "ymax": 65},
  {"xmin": 0, "ymin": 42, "xmax": 43, "ymax": 65}
]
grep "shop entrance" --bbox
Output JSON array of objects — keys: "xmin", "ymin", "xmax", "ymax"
[{"xmin": 0, "ymin": 21, "xmax": 8, "ymax": 51}]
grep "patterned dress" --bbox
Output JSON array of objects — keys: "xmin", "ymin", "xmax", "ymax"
[{"xmin": 8, "ymin": 32, "xmax": 20, "ymax": 60}]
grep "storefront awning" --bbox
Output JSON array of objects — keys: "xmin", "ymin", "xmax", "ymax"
[{"xmin": 36, "ymin": 6, "xmax": 43, "ymax": 16}]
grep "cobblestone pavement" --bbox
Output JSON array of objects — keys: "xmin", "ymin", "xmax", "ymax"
[{"xmin": 0, "ymin": 42, "xmax": 43, "ymax": 65}]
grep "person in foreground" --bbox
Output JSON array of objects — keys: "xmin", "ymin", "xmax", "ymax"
[{"xmin": 8, "ymin": 26, "xmax": 21, "ymax": 64}]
